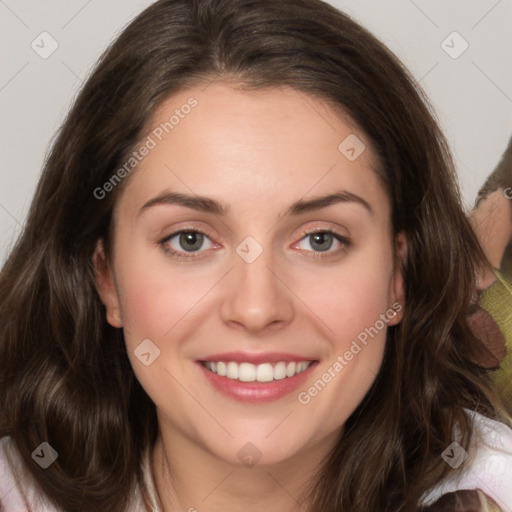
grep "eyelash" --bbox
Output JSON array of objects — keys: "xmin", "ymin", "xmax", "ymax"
[{"xmin": 157, "ymin": 227, "xmax": 351, "ymax": 261}]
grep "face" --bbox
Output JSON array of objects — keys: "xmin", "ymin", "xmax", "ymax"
[{"xmin": 94, "ymin": 82, "xmax": 406, "ymax": 467}]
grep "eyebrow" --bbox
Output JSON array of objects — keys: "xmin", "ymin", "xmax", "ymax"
[{"xmin": 138, "ymin": 189, "xmax": 374, "ymax": 218}]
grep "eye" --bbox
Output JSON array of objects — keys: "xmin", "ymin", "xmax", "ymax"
[
  {"xmin": 158, "ymin": 229, "xmax": 216, "ymax": 260},
  {"xmin": 294, "ymin": 229, "xmax": 350, "ymax": 258},
  {"xmin": 158, "ymin": 227, "xmax": 350, "ymax": 261}
]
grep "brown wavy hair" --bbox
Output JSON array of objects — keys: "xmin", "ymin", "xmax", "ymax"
[{"xmin": 0, "ymin": 0, "xmax": 508, "ymax": 511}]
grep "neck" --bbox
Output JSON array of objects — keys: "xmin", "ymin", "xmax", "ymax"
[{"xmin": 151, "ymin": 417, "xmax": 339, "ymax": 512}]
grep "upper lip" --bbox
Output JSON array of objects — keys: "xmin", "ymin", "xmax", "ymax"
[{"xmin": 199, "ymin": 351, "xmax": 317, "ymax": 365}]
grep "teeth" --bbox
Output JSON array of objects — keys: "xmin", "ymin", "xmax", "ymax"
[
  {"xmin": 256, "ymin": 363, "xmax": 273, "ymax": 382},
  {"xmin": 216, "ymin": 361, "xmax": 227, "ymax": 376},
  {"xmin": 203, "ymin": 360, "xmax": 313, "ymax": 382},
  {"xmin": 240, "ymin": 362, "xmax": 256, "ymax": 382},
  {"xmin": 227, "ymin": 362, "xmax": 239, "ymax": 379},
  {"xmin": 273, "ymin": 362, "xmax": 287, "ymax": 380}
]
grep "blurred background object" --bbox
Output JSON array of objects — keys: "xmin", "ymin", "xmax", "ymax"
[{"xmin": 470, "ymin": 136, "xmax": 512, "ymax": 411}]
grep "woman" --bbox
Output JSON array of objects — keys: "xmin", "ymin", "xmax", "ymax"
[{"xmin": 0, "ymin": 1, "xmax": 511, "ymax": 511}]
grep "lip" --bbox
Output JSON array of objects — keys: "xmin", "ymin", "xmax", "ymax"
[
  {"xmin": 198, "ymin": 351, "xmax": 315, "ymax": 365},
  {"xmin": 196, "ymin": 358, "xmax": 319, "ymax": 404}
]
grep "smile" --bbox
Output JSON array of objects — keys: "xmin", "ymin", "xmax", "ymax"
[
  {"xmin": 201, "ymin": 360, "xmax": 313, "ymax": 382},
  {"xmin": 197, "ymin": 357, "xmax": 319, "ymax": 403}
]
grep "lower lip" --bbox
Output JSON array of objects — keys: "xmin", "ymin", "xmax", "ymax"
[{"xmin": 197, "ymin": 361, "xmax": 318, "ymax": 403}]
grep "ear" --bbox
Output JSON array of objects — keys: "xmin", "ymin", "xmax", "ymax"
[
  {"xmin": 387, "ymin": 231, "xmax": 407, "ymax": 326},
  {"xmin": 92, "ymin": 238, "xmax": 123, "ymax": 328}
]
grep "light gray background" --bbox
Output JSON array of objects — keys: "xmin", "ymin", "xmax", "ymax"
[{"xmin": 1, "ymin": 0, "xmax": 511, "ymax": 265}]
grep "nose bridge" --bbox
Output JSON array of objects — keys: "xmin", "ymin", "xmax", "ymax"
[{"xmin": 220, "ymin": 234, "xmax": 294, "ymax": 332}]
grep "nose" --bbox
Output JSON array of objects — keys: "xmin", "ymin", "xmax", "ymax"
[{"xmin": 220, "ymin": 244, "xmax": 295, "ymax": 335}]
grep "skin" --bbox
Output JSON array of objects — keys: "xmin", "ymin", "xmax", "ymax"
[{"xmin": 93, "ymin": 83, "xmax": 406, "ymax": 512}]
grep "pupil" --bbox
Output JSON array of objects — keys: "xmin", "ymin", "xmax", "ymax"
[
  {"xmin": 180, "ymin": 232, "xmax": 203, "ymax": 252},
  {"xmin": 311, "ymin": 232, "xmax": 332, "ymax": 252}
]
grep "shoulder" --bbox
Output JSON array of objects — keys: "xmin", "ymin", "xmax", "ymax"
[
  {"xmin": 0, "ymin": 436, "xmax": 59, "ymax": 512},
  {"xmin": 0, "ymin": 436, "xmax": 150, "ymax": 512},
  {"xmin": 421, "ymin": 410, "xmax": 512, "ymax": 510}
]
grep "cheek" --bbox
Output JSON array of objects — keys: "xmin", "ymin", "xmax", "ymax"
[
  {"xmin": 117, "ymin": 270, "xmax": 201, "ymax": 348},
  {"xmin": 113, "ymin": 243, "xmax": 225, "ymax": 362},
  {"xmin": 113, "ymin": 254, "xmax": 207, "ymax": 399},
  {"xmin": 112, "ymin": 239, "xmax": 191, "ymax": 347},
  {"xmin": 293, "ymin": 253, "xmax": 394, "ymax": 431},
  {"xmin": 295, "ymin": 246, "xmax": 394, "ymax": 344}
]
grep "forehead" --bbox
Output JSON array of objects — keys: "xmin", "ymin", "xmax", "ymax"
[{"xmin": 116, "ymin": 82, "xmax": 389, "ymax": 221}]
